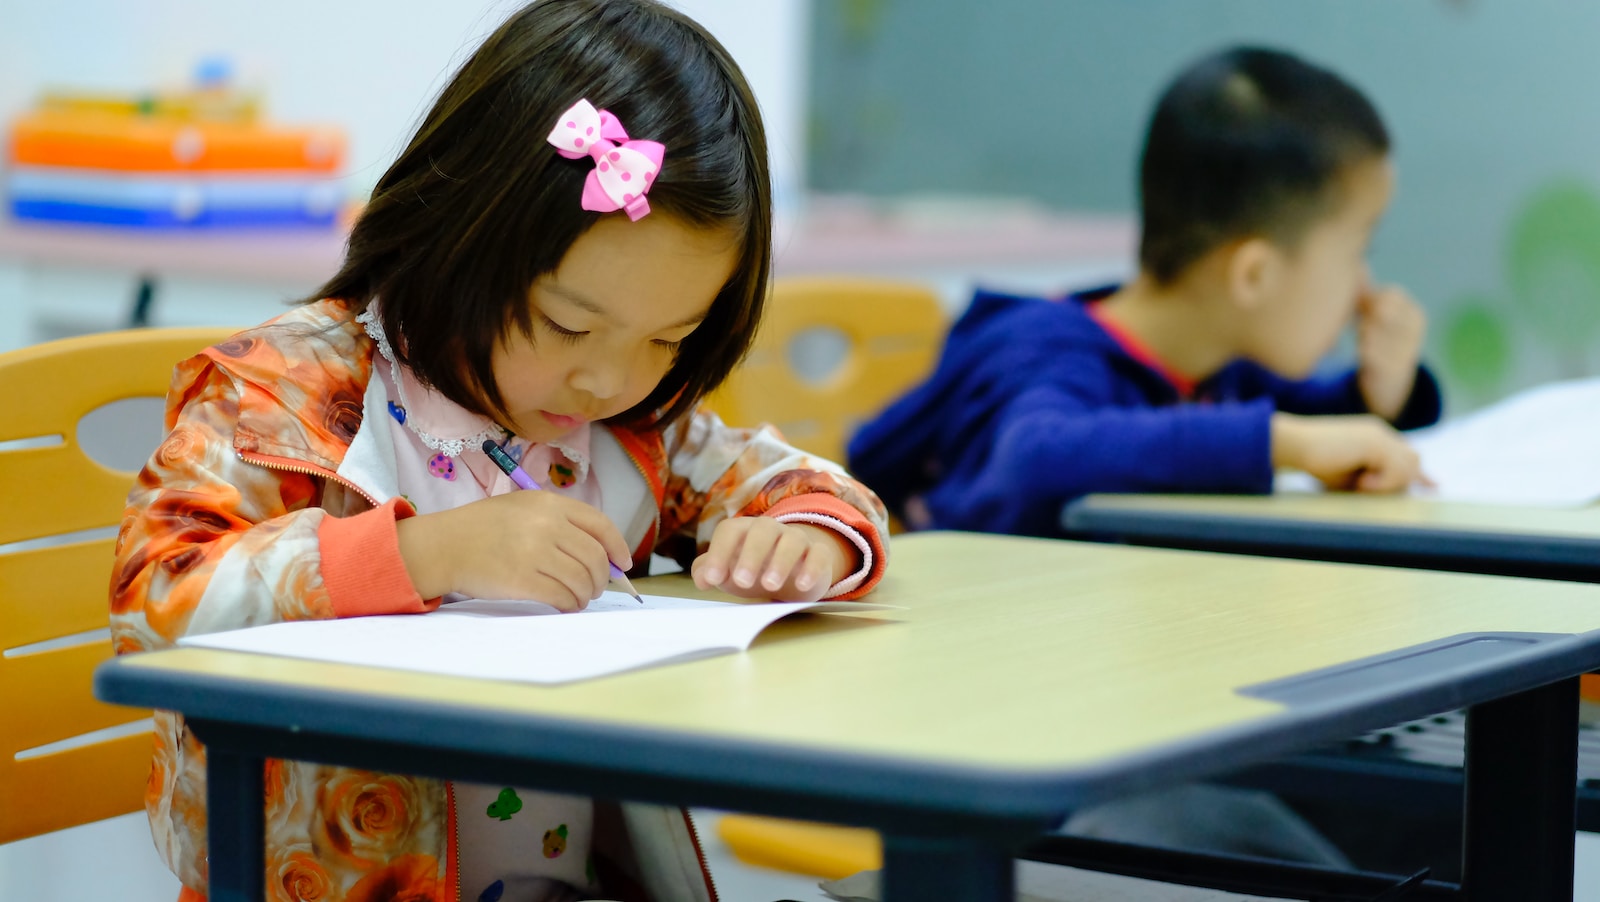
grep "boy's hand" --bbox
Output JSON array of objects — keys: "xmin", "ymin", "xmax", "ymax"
[
  {"xmin": 397, "ymin": 491, "xmax": 634, "ymax": 612},
  {"xmin": 1271, "ymin": 412, "xmax": 1425, "ymax": 493},
  {"xmin": 691, "ymin": 518, "xmax": 854, "ymax": 602},
  {"xmin": 1356, "ymin": 282, "xmax": 1427, "ymax": 422}
]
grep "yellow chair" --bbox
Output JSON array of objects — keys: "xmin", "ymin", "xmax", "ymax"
[
  {"xmin": 0, "ymin": 326, "xmax": 238, "ymax": 844},
  {"xmin": 705, "ymin": 277, "xmax": 946, "ymax": 467},
  {"xmin": 716, "ymin": 813, "xmax": 881, "ymax": 880}
]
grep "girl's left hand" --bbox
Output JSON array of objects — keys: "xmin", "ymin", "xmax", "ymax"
[{"xmin": 691, "ymin": 518, "xmax": 855, "ymax": 602}]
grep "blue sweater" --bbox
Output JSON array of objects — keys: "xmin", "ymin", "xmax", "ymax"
[{"xmin": 846, "ymin": 286, "xmax": 1443, "ymax": 537}]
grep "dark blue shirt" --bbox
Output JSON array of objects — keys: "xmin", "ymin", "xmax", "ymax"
[{"xmin": 846, "ymin": 286, "xmax": 1443, "ymax": 537}]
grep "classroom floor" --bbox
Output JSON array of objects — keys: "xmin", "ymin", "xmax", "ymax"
[
  {"xmin": 0, "ymin": 809, "xmax": 840, "ymax": 902},
  {"xmin": 2, "ymin": 810, "xmax": 1598, "ymax": 901}
]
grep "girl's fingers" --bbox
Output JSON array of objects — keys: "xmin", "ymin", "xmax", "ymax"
[
  {"xmin": 760, "ymin": 528, "xmax": 811, "ymax": 592},
  {"xmin": 563, "ymin": 503, "xmax": 634, "ymax": 572},
  {"xmin": 545, "ymin": 545, "xmax": 601, "ymax": 609},
  {"xmin": 532, "ymin": 571, "xmax": 584, "ymax": 612},
  {"xmin": 792, "ymin": 550, "xmax": 833, "ymax": 600},
  {"xmin": 691, "ymin": 521, "xmax": 850, "ymax": 600},
  {"xmin": 690, "ymin": 554, "xmax": 716, "ymax": 588},
  {"xmin": 568, "ymin": 531, "xmax": 613, "ymax": 599},
  {"xmin": 731, "ymin": 520, "xmax": 781, "ymax": 589},
  {"xmin": 693, "ymin": 522, "xmax": 747, "ymax": 588}
]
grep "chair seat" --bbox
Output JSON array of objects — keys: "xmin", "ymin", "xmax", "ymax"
[{"xmin": 717, "ymin": 813, "xmax": 880, "ymax": 880}]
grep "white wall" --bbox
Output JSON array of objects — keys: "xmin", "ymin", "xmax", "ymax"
[{"xmin": 672, "ymin": 0, "xmax": 807, "ymax": 214}]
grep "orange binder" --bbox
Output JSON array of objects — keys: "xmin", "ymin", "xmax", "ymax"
[{"xmin": 10, "ymin": 111, "xmax": 344, "ymax": 173}]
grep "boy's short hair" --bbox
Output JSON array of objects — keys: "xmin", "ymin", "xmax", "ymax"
[
  {"xmin": 312, "ymin": 0, "xmax": 770, "ymax": 429},
  {"xmin": 1138, "ymin": 46, "xmax": 1390, "ymax": 284}
]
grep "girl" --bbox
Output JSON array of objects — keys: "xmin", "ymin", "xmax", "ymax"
[{"xmin": 109, "ymin": 2, "xmax": 889, "ymax": 900}]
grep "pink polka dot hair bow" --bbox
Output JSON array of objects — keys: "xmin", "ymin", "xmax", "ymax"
[{"xmin": 546, "ymin": 99, "xmax": 664, "ymax": 221}]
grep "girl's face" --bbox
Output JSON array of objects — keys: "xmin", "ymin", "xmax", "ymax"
[{"xmin": 492, "ymin": 213, "xmax": 739, "ymax": 443}]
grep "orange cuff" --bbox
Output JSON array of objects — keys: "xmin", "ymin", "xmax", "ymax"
[
  {"xmin": 765, "ymin": 494, "xmax": 887, "ymax": 600},
  {"xmin": 318, "ymin": 497, "xmax": 440, "ymax": 617}
]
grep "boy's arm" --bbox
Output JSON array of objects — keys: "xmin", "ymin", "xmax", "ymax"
[
  {"xmin": 928, "ymin": 387, "xmax": 1278, "ymax": 536},
  {"xmin": 655, "ymin": 406, "xmax": 890, "ymax": 599},
  {"xmin": 1252, "ymin": 365, "xmax": 1442, "ymax": 430},
  {"xmin": 110, "ymin": 356, "xmax": 433, "ymax": 657}
]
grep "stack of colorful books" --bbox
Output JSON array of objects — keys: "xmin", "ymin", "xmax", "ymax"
[{"xmin": 6, "ymin": 87, "xmax": 347, "ymax": 229}]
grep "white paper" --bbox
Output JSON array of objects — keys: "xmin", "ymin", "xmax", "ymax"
[
  {"xmin": 1403, "ymin": 377, "xmax": 1600, "ymax": 506},
  {"xmin": 178, "ymin": 593, "xmax": 892, "ymax": 685},
  {"xmin": 1276, "ymin": 377, "xmax": 1600, "ymax": 507}
]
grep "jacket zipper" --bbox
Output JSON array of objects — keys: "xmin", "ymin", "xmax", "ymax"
[
  {"xmin": 237, "ymin": 450, "xmax": 384, "ymax": 508},
  {"xmin": 611, "ymin": 433, "xmax": 663, "ymax": 571},
  {"xmin": 682, "ymin": 808, "xmax": 721, "ymax": 902}
]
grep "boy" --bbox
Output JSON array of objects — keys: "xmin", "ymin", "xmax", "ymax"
[{"xmin": 849, "ymin": 46, "xmax": 1441, "ymax": 537}]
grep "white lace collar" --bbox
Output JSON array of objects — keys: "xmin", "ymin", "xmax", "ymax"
[
  {"xmin": 357, "ymin": 305, "xmax": 593, "ymax": 479},
  {"xmin": 357, "ymin": 306, "xmax": 503, "ymax": 459}
]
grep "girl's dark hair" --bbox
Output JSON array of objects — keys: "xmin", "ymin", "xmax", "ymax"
[
  {"xmin": 309, "ymin": 0, "xmax": 771, "ymax": 428},
  {"xmin": 1138, "ymin": 46, "xmax": 1390, "ymax": 285}
]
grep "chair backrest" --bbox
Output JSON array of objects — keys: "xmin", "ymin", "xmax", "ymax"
[
  {"xmin": 705, "ymin": 277, "xmax": 946, "ymax": 466},
  {"xmin": 0, "ymin": 326, "xmax": 237, "ymax": 844}
]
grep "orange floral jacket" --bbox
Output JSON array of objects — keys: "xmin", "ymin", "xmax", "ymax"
[{"xmin": 109, "ymin": 298, "xmax": 889, "ymax": 901}]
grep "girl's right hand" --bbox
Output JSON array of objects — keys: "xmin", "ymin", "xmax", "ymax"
[{"xmin": 396, "ymin": 491, "xmax": 634, "ymax": 611}]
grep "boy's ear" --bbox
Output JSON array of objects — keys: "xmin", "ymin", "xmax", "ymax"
[{"xmin": 1225, "ymin": 237, "xmax": 1279, "ymax": 311}]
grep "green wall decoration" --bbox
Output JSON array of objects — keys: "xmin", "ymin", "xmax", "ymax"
[
  {"xmin": 1507, "ymin": 180, "xmax": 1600, "ymax": 379},
  {"xmin": 1441, "ymin": 299, "xmax": 1512, "ymax": 403},
  {"xmin": 1441, "ymin": 178, "xmax": 1600, "ymax": 402},
  {"xmin": 839, "ymin": 0, "xmax": 890, "ymax": 43}
]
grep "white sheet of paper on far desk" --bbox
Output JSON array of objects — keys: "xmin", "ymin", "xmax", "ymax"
[
  {"xmin": 178, "ymin": 593, "xmax": 894, "ymax": 685},
  {"xmin": 1276, "ymin": 376, "xmax": 1600, "ymax": 507}
]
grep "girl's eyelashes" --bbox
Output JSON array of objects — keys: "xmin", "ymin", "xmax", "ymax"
[
  {"xmin": 539, "ymin": 309, "xmax": 688, "ymax": 353},
  {"xmin": 539, "ymin": 314, "xmax": 587, "ymax": 344}
]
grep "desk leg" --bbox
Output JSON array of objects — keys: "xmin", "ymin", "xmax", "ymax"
[
  {"xmin": 881, "ymin": 834, "xmax": 1013, "ymax": 902},
  {"xmin": 205, "ymin": 745, "xmax": 265, "ymax": 902},
  {"xmin": 1461, "ymin": 677, "xmax": 1577, "ymax": 902},
  {"xmin": 129, "ymin": 274, "xmax": 157, "ymax": 328}
]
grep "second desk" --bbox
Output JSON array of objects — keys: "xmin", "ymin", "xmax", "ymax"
[{"xmin": 1064, "ymin": 492, "xmax": 1600, "ymax": 582}]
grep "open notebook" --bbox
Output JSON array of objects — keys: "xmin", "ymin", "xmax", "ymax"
[
  {"xmin": 178, "ymin": 593, "xmax": 893, "ymax": 685},
  {"xmin": 1277, "ymin": 376, "xmax": 1600, "ymax": 507}
]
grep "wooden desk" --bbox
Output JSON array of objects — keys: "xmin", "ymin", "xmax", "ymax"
[
  {"xmin": 95, "ymin": 533, "xmax": 1600, "ymax": 901},
  {"xmin": 1064, "ymin": 493, "xmax": 1600, "ymax": 582}
]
